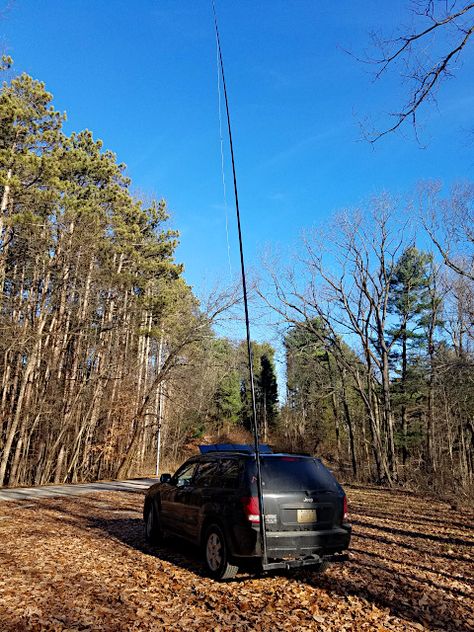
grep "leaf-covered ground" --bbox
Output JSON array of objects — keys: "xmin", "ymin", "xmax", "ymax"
[{"xmin": 0, "ymin": 485, "xmax": 472, "ymax": 631}]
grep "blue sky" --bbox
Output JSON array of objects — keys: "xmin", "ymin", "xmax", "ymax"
[{"xmin": 2, "ymin": 0, "xmax": 474, "ymax": 353}]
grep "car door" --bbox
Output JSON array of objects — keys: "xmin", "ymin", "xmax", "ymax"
[
  {"xmin": 211, "ymin": 458, "xmax": 243, "ymax": 530},
  {"xmin": 183, "ymin": 459, "xmax": 220, "ymax": 541},
  {"xmin": 160, "ymin": 461, "xmax": 198, "ymax": 535}
]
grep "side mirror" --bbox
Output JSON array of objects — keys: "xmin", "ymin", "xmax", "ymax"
[{"xmin": 160, "ymin": 473, "xmax": 172, "ymax": 484}]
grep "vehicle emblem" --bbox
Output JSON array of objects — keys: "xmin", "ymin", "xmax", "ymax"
[{"xmin": 303, "ymin": 497, "xmax": 314, "ymax": 503}]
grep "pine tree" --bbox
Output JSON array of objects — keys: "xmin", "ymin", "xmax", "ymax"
[
  {"xmin": 388, "ymin": 246, "xmax": 431, "ymax": 465},
  {"xmin": 214, "ymin": 371, "xmax": 243, "ymax": 428},
  {"xmin": 0, "ymin": 65, "xmax": 192, "ymax": 485},
  {"xmin": 239, "ymin": 341, "xmax": 278, "ymax": 438},
  {"xmin": 257, "ymin": 354, "xmax": 278, "ymax": 442}
]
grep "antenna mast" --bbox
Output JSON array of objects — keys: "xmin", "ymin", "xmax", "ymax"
[{"xmin": 212, "ymin": 2, "xmax": 268, "ymax": 567}]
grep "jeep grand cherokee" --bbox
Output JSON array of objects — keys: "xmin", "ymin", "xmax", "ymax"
[{"xmin": 144, "ymin": 447, "xmax": 351, "ymax": 580}]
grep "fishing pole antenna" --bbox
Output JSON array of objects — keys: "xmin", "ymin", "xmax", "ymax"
[{"xmin": 212, "ymin": 0, "xmax": 268, "ymax": 567}]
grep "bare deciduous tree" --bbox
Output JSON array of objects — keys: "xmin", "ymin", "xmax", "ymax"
[
  {"xmin": 419, "ymin": 181, "xmax": 474, "ymax": 282},
  {"xmin": 361, "ymin": 1, "xmax": 474, "ymax": 142}
]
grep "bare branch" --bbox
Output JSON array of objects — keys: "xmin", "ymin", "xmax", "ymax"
[{"xmin": 359, "ymin": 1, "xmax": 474, "ymax": 142}]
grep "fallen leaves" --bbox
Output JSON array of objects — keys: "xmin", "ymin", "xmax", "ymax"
[{"xmin": 0, "ymin": 485, "xmax": 472, "ymax": 631}]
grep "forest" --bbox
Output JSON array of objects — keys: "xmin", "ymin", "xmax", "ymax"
[
  {"xmin": 0, "ymin": 60, "xmax": 473, "ymax": 495},
  {"xmin": 0, "ymin": 62, "xmax": 278, "ymax": 487},
  {"xmin": 268, "ymin": 192, "xmax": 473, "ymax": 493}
]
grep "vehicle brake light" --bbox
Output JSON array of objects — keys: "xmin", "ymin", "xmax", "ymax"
[
  {"xmin": 343, "ymin": 495, "xmax": 348, "ymax": 522},
  {"xmin": 240, "ymin": 496, "xmax": 260, "ymax": 523}
]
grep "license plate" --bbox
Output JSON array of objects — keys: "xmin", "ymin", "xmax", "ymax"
[{"xmin": 297, "ymin": 509, "xmax": 317, "ymax": 523}]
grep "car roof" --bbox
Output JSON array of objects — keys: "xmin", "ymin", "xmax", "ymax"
[
  {"xmin": 187, "ymin": 452, "xmax": 314, "ymax": 461},
  {"xmin": 199, "ymin": 443, "xmax": 273, "ymax": 455}
]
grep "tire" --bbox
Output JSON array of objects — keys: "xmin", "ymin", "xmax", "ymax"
[
  {"xmin": 144, "ymin": 504, "xmax": 164, "ymax": 545},
  {"xmin": 204, "ymin": 524, "xmax": 239, "ymax": 581}
]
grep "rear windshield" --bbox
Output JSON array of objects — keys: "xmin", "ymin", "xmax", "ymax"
[{"xmin": 250, "ymin": 457, "xmax": 339, "ymax": 492}]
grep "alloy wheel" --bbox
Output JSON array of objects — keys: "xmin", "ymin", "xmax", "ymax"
[{"xmin": 206, "ymin": 531, "xmax": 222, "ymax": 571}]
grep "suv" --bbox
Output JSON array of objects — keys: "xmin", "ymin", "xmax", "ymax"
[{"xmin": 143, "ymin": 446, "xmax": 351, "ymax": 580}]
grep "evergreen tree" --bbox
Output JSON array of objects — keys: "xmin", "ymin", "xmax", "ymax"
[
  {"xmin": 0, "ymin": 65, "xmax": 194, "ymax": 485},
  {"xmin": 388, "ymin": 246, "xmax": 431, "ymax": 464},
  {"xmin": 214, "ymin": 370, "xmax": 243, "ymax": 428},
  {"xmin": 239, "ymin": 341, "xmax": 278, "ymax": 438},
  {"xmin": 257, "ymin": 354, "xmax": 278, "ymax": 441}
]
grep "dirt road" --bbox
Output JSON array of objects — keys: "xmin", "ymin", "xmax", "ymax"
[
  {"xmin": 0, "ymin": 484, "xmax": 472, "ymax": 631},
  {"xmin": 0, "ymin": 478, "xmax": 157, "ymax": 501}
]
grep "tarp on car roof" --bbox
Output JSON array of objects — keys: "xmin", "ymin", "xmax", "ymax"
[{"xmin": 199, "ymin": 444, "xmax": 273, "ymax": 455}]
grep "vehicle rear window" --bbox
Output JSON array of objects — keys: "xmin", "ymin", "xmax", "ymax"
[{"xmin": 255, "ymin": 457, "xmax": 339, "ymax": 492}]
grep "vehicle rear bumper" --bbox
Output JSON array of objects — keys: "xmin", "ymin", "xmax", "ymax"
[
  {"xmin": 265, "ymin": 526, "xmax": 351, "ymax": 557},
  {"xmin": 231, "ymin": 524, "xmax": 351, "ymax": 560},
  {"xmin": 262, "ymin": 552, "xmax": 349, "ymax": 571}
]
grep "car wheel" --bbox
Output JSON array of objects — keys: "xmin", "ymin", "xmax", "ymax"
[
  {"xmin": 204, "ymin": 524, "xmax": 239, "ymax": 581},
  {"xmin": 144, "ymin": 504, "xmax": 163, "ymax": 545}
]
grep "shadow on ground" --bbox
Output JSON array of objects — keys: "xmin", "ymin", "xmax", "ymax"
[
  {"xmin": 89, "ymin": 515, "xmax": 259, "ymax": 582},
  {"xmin": 87, "ymin": 511, "xmax": 471, "ymax": 632},
  {"xmin": 8, "ymin": 487, "xmax": 472, "ymax": 632}
]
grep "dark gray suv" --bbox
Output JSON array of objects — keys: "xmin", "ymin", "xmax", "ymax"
[{"xmin": 143, "ymin": 446, "xmax": 351, "ymax": 580}]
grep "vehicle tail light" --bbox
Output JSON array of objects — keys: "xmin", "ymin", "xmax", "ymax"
[
  {"xmin": 343, "ymin": 495, "xmax": 348, "ymax": 522},
  {"xmin": 240, "ymin": 496, "xmax": 260, "ymax": 523}
]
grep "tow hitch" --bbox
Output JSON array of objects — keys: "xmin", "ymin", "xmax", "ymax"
[{"xmin": 262, "ymin": 552, "xmax": 348, "ymax": 571}]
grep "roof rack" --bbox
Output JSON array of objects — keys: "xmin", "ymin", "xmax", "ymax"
[{"xmin": 198, "ymin": 443, "xmax": 273, "ymax": 455}]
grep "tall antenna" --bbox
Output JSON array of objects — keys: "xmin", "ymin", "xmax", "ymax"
[{"xmin": 212, "ymin": 1, "xmax": 268, "ymax": 567}]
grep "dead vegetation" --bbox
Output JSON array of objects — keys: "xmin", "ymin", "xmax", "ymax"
[{"xmin": 0, "ymin": 485, "xmax": 472, "ymax": 631}]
